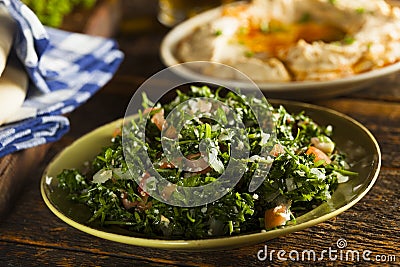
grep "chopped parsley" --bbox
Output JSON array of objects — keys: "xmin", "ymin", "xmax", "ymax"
[
  {"xmin": 355, "ymin": 7, "xmax": 365, "ymax": 14},
  {"xmin": 244, "ymin": 51, "xmax": 254, "ymax": 58},
  {"xmin": 298, "ymin": 13, "xmax": 312, "ymax": 23},
  {"xmin": 214, "ymin": 29, "xmax": 223, "ymax": 36},
  {"xmin": 56, "ymin": 86, "xmax": 355, "ymax": 239},
  {"xmin": 342, "ymin": 36, "xmax": 356, "ymax": 45}
]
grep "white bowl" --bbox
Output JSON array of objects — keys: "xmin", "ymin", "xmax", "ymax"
[{"xmin": 160, "ymin": 4, "xmax": 400, "ymax": 100}]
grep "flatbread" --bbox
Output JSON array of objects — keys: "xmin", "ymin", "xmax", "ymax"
[
  {"xmin": 0, "ymin": 5, "xmax": 16, "ymax": 77},
  {"xmin": 0, "ymin": 6, "xmax": 29, "ymax": 126},
  {"xmin": 0, "ymin": 59, "xmax": 29, "ymax": 126}
]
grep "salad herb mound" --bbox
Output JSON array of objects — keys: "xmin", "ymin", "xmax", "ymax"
[{"xmin": 56, "ymin": 86, "xmax": 356, "ymax": 239}]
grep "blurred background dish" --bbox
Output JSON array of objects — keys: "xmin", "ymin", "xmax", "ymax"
[
  {"xmin": 160, "ymin": 1, "xmax": 400, "ymax": 100},
  {"xmin": 157, "ymin": 0, "xmax": 239, "ymax": 27}
]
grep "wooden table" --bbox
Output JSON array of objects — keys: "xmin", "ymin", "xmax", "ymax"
[{"xmin": 1, "ymin": 1, "xmax": 399, "ymax": 266}]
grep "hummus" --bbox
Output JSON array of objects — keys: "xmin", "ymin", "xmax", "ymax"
[{"xmin": 177, "ymin": 0, "xmax": 400, "ymax": 82}]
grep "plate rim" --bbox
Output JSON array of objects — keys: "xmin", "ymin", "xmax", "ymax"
[{"xmin": 41, "ymin": 100, "xmax": 381, "ymax": 251}]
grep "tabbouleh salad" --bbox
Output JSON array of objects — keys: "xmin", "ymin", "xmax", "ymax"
[{"xmin": 55, "ymin": 86, "xmax": 356, "ymax": 239}]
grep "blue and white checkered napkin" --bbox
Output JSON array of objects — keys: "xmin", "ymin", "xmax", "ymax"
[{"xmin": 0, "ymin": 0, "xmax": 124, "ymax": 157}]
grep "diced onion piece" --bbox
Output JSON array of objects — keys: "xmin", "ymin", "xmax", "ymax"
[
  {"xmin": 335, "ymin": 171, "xmax": 350, "ymax": 183},
  {"xmin": 311, "ymin": 136, "xmax": 335, "ymax": 154},
  {"xmin": 93, "ymin": 169, "xmax": 112, "ymax": 184},
  {"xmin": 160, "ymin": 215, "xmax": 170, "ymax": 225}
]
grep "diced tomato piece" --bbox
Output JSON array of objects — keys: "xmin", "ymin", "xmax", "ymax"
[
  {"xmin": 142, "ymin": 107, "xmax": 160, "ymax": 115},
  {"xmin": 112, "ymin": 127, "xmax": 121, "ymax": 137},
  {"xmin": 159, "ymin": 160, "xmax": 176, "ymax": 169},
  {"xmin": 306, "ymin": 146, "xmax": 331, "ymax": 164},
  {"xmin": 138, "ymin": 172, "xmax": 151, "ymax": 197},
  {"xmin": 269, "ymin": 143, "xmax": 285, "ymax": 157},
  {"xmin": 150, "ymin": 109, "xmax": 165, "ymax": 131},
  {"xmin": 264, "ymin": 205, "xmax": 290, "ymax": 229},
  {"xmin": 161, "ymin": 184, "xmax": 177, "ymax": 201}
]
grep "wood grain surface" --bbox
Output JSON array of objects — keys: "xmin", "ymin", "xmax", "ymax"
[{"xmin": 0, "ymin": 1, "xmax": 399, "ymax": 266}]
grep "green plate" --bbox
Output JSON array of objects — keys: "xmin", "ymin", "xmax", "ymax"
[{"xmin": 41, "ymin": 100, "xmax": 381, "ymax": 250}]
